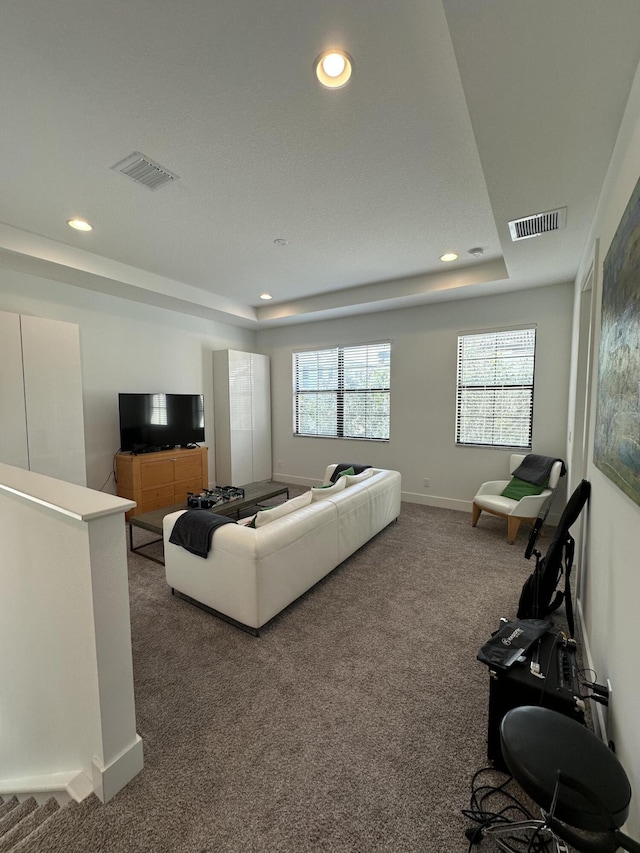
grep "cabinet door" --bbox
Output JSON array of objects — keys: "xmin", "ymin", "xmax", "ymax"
[
  {"xmin": 251, "ymin": 353, "xmax": 272, "ymax": 482},
  {"xmin": 0, "ymin": 312, "xmax": 29, "ymax": 470},
  {"xmin": 213, "ymin": 350, "xmax": 271, "ymax": 486},
  {"xmin": 228, "ymin": 351, "xmax": 254, "ymax": 485},
  {"xmin": 139, "ymin": 458, "xmax": 175, "ymax": 489},
  {"xmin": 174, "ymin": 454, "xmax": 204, "ymax": 482},
  {"xmin": 212, "ymin": 350, "xmax": 232, "ymax": 485},
  {"xmin": 20, "ymin": 316, "xmax": 87, "ymax": 486},
  {"xmin": 174, "ymin": 450, "xmax": 206, "ymax": 502}
]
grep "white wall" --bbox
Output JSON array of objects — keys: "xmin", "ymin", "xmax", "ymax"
[
  {"xmin": 258, "ymin": 282, "xmax": 574, "ymax": 515},
  {"xmin": 570, "ymin": 58, "xmax": 640, "ymax": 839},
  {"xmin": 0, "ymin": 268, "xmax": 256, "ymax": 489}
]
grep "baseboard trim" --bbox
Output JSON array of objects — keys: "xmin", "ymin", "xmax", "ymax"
[
  {"xmin": 273, "ymin": 482, "xmax": 475, "ymax": 513},
  {"xmin": 401, "ymin": 492, "xmax": 470, "ymax": 512},
  {"xmin": 272, "ymin": 474, "xmax": 320, "ymax": 488},
  {"xmin": 575, "ymin": 599, "xmax": 607, "ymax": 741},
  {"xmin": 271, "ymin": 479, "xmax": 564, "ymax": 523},
  {"xmin": 0, "ymin": 739, "xmax": 144, "ymax": 806},
  {"xmin": 0, "ymin": 769, "xmax": 91, "ymax": 804},
  {"xmin": 92, "ymin": 735, "xmax": 143, "ymax": 803}
]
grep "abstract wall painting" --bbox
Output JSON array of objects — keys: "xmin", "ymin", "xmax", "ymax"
[{"xmin": 594, "ymin": 175, "xmax": 640, "ymax": 506}]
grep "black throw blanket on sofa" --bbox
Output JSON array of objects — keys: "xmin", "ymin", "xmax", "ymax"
[
  {"xmin": 512, "ymin": 454, "xmax": 566, "ymax": 486},
  {"xmin": 169, "ymin": 510, "xmax": 236, "ymax": 558}
]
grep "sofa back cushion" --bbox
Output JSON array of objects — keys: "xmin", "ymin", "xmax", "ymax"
[
  {"xmin": 253, "ymin": 490, "xmax": 312, "ymax": 527},
  {"xmin": 344, "ymin": 468, "xmax": 373, "ymax": 487},
  {"xmin": 329, "ymin": 463, "xmax": 372, "ymax": 483},
  {"xmin": 311, "ymin": 477, "xmax": 346, "ymax": 501}
]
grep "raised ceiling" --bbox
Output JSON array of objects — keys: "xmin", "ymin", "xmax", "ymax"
[{"xmin": 1, "ymin": 1, "xmax": 640, "ymax": 328}]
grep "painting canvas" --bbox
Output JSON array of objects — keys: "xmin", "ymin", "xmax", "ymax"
[{"xmin": 594, "ymin": 175, "xmax": 640, "ymax": 506}]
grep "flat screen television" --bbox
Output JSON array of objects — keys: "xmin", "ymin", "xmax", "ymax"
[{"xmin": 118, "ymin": 393, "xmax": 205, "ymax": 452}]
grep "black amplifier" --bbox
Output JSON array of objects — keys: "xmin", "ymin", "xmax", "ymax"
[{"xmin": 487, "ymin": 631, "xmax": 586, "ymax": 770}]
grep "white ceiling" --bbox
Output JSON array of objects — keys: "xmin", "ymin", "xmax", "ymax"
[{"xmin": 2, "ymin": 0, "xmax": 640, "ymax": 329}]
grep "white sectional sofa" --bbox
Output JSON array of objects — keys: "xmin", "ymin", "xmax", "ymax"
[{"xmin": 163, "ymin": 465, "xmax": 401, "ymax": 634}]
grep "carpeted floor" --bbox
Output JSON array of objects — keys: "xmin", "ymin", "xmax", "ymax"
[{"xmin": 31, "ymin": 498, "xmax": 574, "ymax": 852}]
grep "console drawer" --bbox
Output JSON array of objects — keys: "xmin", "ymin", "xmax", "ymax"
[
  {"xmin": 175, "ymin": 477, "xmax": 205, "ymax": 504},
  {"xmin": 139, "ymin": 485, "xmax": 174, "ymax": 513}
]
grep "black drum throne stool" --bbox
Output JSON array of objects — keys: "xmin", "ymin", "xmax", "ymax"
[{"xmin": 469, "ymin": 706, "xmax": 640, "ymax": 853}]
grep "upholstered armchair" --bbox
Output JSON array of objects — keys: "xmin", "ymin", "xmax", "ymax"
[{"xmin": 471, "ymin": 453, "xmax": 565, "ymax": 544}]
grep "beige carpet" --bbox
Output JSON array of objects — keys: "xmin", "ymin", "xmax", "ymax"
[{"xmin": 22, "ymin": 499, "xmax": 573, "ymax": 852}]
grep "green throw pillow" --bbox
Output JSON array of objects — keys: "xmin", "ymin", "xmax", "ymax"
[
  {"xmin": 500, "ymin": 477, "xmax": 547, "ymax": 500},
  {"xmin": 336, "ymin": 466, "xmax": 355, "ymax": 479}
]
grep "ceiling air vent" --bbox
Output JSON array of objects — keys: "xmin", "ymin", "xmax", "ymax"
[
  {"xmin": 508, "ymin": 207, "xmax": 567, "ymax": 241},
  {"xmin": 111, "ymin": 152, "xmax": 179, "ymax": 190}
]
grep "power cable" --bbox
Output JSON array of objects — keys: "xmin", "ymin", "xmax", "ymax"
[{"xmin": 463, "ymin": 767, "xmax": 553, "ymax": 852}]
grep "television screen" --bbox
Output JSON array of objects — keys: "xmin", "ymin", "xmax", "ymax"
[{"xmin": 118, "ymin": 393, "xmax": 205, "ymax": 452}]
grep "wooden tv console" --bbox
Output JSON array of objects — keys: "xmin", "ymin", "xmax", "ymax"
[{"xmin": 115, "ymin": 447, "xmax": 208, "ymax": 520}]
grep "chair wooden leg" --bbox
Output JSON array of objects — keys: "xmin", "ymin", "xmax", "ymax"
[
  {"xmin": 507, "ymin": 516, "xmax": 521, "ymax": 544},
  {"xmin": 471, "ymin": 502, "xmax": 482, "ymax": 527}
]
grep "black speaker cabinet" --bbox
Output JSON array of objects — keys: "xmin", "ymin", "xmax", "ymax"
[{"xmin": 487, "ymin": 631, "xmax": 586, "ymax": 770}]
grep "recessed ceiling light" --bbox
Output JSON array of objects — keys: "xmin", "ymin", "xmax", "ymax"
[
  {"xmin": 259, "ymin": 293, "xmax": 273, "ymax": 300},
  {"xmin": 440, "ymin": 252, "xmax": 458, "ymax": 262},
  {"xmin": 315, "ymin": 50, "xmax": 353, "ymax": 89},
  {"xmin": 273, "ymin": 238, "xmax": 288, "ymax": 246},
  {"xmin": 67, "ymin": 218, "xmax": 92, "ymax": 232}
]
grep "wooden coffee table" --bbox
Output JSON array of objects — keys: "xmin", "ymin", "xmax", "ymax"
[{"xmin": 128, "ymin": 481, "xmax": 290, "ymax": 564}]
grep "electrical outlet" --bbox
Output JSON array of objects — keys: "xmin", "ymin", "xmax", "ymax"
[
  {"xmin": 277, "ymin": 459, "xmax": 283, "ymax": 469},
  {"xmin": 423, "ymin": 477, "xmax": 430, "ymax": 487}
]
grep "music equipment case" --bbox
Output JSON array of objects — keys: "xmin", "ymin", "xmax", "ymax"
[{"xmin": 487, "ymin": 631, "xmax": 585, "ymax": 770}]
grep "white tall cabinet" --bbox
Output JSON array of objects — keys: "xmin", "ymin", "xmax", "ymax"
[
  {"xmin": 0, "ymin": 312, "xmax": 29, "ymax": 471},
  {"xmin": 0, "ymin": 311, "xmax": 86, "ymax": 486},
  {"xmin": 212, "ymin": 349, "xmax": 271, "ymax": 485}
]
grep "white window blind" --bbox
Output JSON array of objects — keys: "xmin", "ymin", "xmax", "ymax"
[
  {"xmin": 456, "ymin": 328, "xmax": 536, "ymax": 448},
  {"xmin": 293, "ymin": 342, "xmax": 390, "ymax": 440}
]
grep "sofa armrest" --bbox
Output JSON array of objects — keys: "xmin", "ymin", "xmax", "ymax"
[
  {"xmin": 323, "ymin": 464, "xmax": 338, "ymax": 485},
  {"xmin": 508, "ymin": 489, "xmax": 553, "ymax": 518}
]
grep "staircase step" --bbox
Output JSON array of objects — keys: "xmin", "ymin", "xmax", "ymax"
[
  {"xmin": 0, "ymin": 798, "xmax": 59, "ymax": 853},
  {"xmin": 0, "ymin": 800, "xmax": 18, "ymax": 821},
  {"xmin": 0, "ymin": 799, "xmax": 37, "ymax": 839},
  {"xmin": 10, "ymin": 796, "xmax": 102, "ymax": 853}
]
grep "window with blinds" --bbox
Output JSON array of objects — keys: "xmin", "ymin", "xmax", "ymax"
[
  {"xmin": 293, "ymin": 342, "xmax": 391, "ymax": 440},
  {"xmin": 150, "ymin": 393, "xmax": 168, "ymax": 425},
  {"xmin": 456, "ymin": 327, "xmax": 536, "ymax": 448}
]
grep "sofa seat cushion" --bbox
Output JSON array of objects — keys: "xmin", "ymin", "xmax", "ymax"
[{"xmin": 473, "ymin": 494, "xmax": 519, "ymax": 515}]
